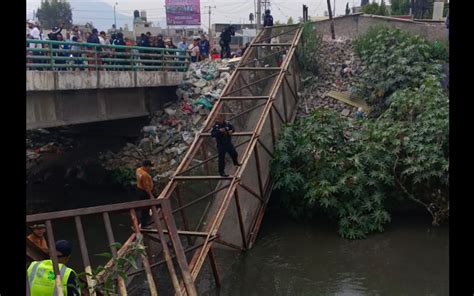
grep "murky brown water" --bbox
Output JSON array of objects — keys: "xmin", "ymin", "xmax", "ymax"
[{"xmin": 212, "ymin": 205, "xmax": 449, "ymax": 296}]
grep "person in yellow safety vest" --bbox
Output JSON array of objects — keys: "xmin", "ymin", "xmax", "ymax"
[{"xmin": 27, "ymin": 240, "xmax": 81, "ymax": 296}]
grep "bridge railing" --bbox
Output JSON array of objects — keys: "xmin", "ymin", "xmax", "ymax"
[
  {"xmin": 26, "ymin": 39, "xmax": 191, "ymax": 72},
  {"xmin": 26, "ymin": 198, "xmax": 197, "ymax": 296}
]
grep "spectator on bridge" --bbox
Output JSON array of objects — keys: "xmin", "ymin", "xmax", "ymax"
[
  {"xmin": 156, "ymin": 34, "xmax": 166, "ymax": 49},
  {"xmin": 136, "ymin": 160, "xmax": 155, "ymax": 228},
  {"xmin": 113, "ymin": 32, "xmax": 127, "ymax": 69},
  {"xmin": 211, "ymin": 115, "xmax": 242, "ymax": 177},
  {"xmin": 27, "ymin": 224, "xmax": 49, "ymax": 253},
  {"xmin": 70, "ymin": 36, "xmax": 83, "ymax": 70},
  {"xmin": 70, "ymin": 26, "xmax": 82, "ymax": 42},
  {"xmin": 199, "ymin": 34, "xmax": 210, "ymax": 61},
  {"xmin": 27, "ymin": 240, "xmax": 81, "ymax": 296},
  {"xmin": 189, "ymin": 38, "xmax": 200, "ymax": 63},
  {"xmin": 87, "ymin": 29, "xmax": 101, "ymax": 70},
  {"xmin": 178, "ymin": 36, "xmax": 188, "ymax": 68}
]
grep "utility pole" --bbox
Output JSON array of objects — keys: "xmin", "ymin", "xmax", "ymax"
[
  {"xmin": 205, "ymin": 5, "xmax": 216, "ymax": 48},
  {"xmin": 256, "ymin": 0, "xmax": 261, "ymax": 30},
  {"xmin": 326, "ymin": 0, "xmax": 336, "ymax": 39},
  {"xmin": 114, "ymin": 2, "xmax": 118, "ymax": 33},
  {"xmin": 333, "ymin": 0, "xmax": 336, "ymax": 16}
]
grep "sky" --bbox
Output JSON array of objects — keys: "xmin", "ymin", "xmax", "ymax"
[{"xmin": 26, "ymin": 0, "xmax": 374, "ymax": 31}]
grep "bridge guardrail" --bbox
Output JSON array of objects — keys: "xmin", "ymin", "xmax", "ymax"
[{"xmin": 26, "ymin": 39, "xmax": 191, "ymax": 72}]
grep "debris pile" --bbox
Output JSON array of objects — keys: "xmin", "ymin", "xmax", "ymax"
[
  {"xmin": 26, "ymin": 129, "xmax": 76, "ymax": 173},
  {"xmin": 298, "ymin": 38, "xmax": 365, "ymax": 117},
  {"xmin": 100, "ymin": 58, "xmax": 241, "ymax": 179}
]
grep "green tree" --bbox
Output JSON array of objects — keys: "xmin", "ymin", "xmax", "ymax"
[
  {"xmin": 360, "ymin": 2, "xmax": 380, "ymax": 14},
  {"xmin": 36, "ymin": 0, "xmax": 73, "ymax": 30},
  {"xmin": 275, "ymin": 20, "xmax": 282, "ymax": 25},
  {"xmin": 287, "ymin": 16, "xmax": 294, "ymax": 25},
  {"xmin": 376, "ymin": 0, "xmax": 388, "ymax": 15},
  {"xmin": 390, "ymin": 0, "xmax": 410, "ymax": 15}
]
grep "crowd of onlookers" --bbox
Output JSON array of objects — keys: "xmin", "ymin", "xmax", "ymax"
[{"xmin": 26, "ymin": 20, "xmax": 251, "ymax": 71}]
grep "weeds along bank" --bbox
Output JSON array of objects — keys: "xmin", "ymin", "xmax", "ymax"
[{"xmin": 273, "ymin": 26, "xmax": 449, "ymax": 239}]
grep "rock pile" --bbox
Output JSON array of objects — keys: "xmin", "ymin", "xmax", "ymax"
[
  {"xmin": 298, "ymin": 38, "xmax": 365, "ymax": 117},
  {"xmin": 100, "ymin": 58, "xmax": 241, "ymax": 179}
]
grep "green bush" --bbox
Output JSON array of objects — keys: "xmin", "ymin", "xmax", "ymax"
[
  {"xmin": 272, "ymin": 75, "xmax": 449, "ymax": 239},
  {"xmin": 109, "ymin": 167, "xmax": 136, "ymax": 188},
  {"xmin": 353, "ymin": 27, "xmax": 447, "ymax": 115}
]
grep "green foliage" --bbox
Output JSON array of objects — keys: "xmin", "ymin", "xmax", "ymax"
[
  {"xmin": 109, "ymin": 167, "xmax": 136, "ymax": 188},
  {"xmin": 390, "ymin": 0, "xmax": 410, "ymax": 15},
  {"xmin": 78, "ymin": 238, "xmax": 147, "ymax": 295},
  {"xmin": 353, "ymin": 27, "xmax": 447, "ymax": 115},
  {"xmin": 36, "ymin": 0, "xmax": 73, "ymax": 30},
  {"xmin": 273, "ymin": 75, "xmax": 448, "ymax": 238},
  {"xmin": 296, "ymin": 22, "xmax": 321, "ymax": 74},
  {"xmin": 361, "ymin": 2, "xmax": 382, "ymax": 15},
  {"xmin": 287, "ymin": 17, "xmax": 294, "ymax": 25},
  {"xmin": 377, "ymin": 0, "xmax": 388, "ymax": 16}
]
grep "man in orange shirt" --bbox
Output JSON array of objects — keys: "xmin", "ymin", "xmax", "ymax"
[
  {"xmin": 27, "ymin": 224, "xmax": 49, "ymax": 253},
  {"xmin": 136, "ymin": 160, "xmax": 155, "ymax": 228}
]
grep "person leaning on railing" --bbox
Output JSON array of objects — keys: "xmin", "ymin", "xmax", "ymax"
[
  {"xmin": 86, "ymin": 28, "xmax": 101, "ymax": 70},
  {"xmin": 112, "ymin": 32, "xmax": 126, "ymax": 70}
]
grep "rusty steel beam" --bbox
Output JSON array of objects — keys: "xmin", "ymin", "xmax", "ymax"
[
  {"xmin": 236, "ymin": 67, "xmax": 281, "ymax": 71},
  {"xmin": 160, "ymin": 200, "xmax": 198, "ymax": 296},
  {"xmin": 239, "ymin": 48, "xmax": 287, "ymax": 67},
  {"xmin": 220, "ymin": 96, "xmax": 269, "ymax": 100},
  {"xmin": 254, "ymin": 146, "xmax": 264, "ymax": 197},
  {"xmin": 257, "ymin": 138, "xmax": 274, "ymax": 158},
  {"xmin": 239, "ymin": 183, "xmax": 265, "ymax": 203},
  {"xmin": 45, "ymin": 220, "xmax": 64, "ymax": 296},
  {"xmin": 74, "ymin": 216, "xmax": 96, "ymax": 296},
  {"xmin": 200, "ymin": 131, "xmax": 254, "ymax": 137},
  {"xmin": 129, "ymin": 209, "xmax": 158, "ymax": 296},
  {"xmin": 141, "ymin": 229, "xmax": 210, "ymax": 237},
  {"xmin": 173, "ymin": 175, "xmax": 235, "ymax": 180},
  {"xmin": 171, "ymin": 185, "xmax": 230, "ymax": 214},
  {"xmin": 234, "ymin": 189, "xmax": 248, "ymax": 250},
  {"xmin": 174, "ymin": 187, "xmax": 192, "ymax": 245},
  {"xmin": 27, "ymin": 199, "xmax": 165, "ymax": 222},
  {"xmin": 221, "ymin": 72, "xmax": 278, "ymax": 97},
  {"xmin": 102, "ymin": 212, "xmax": 128, "ymax": 295},
  {"xmin": 149, "ymin": 206, "xmax": 182, "ymax": 294},
  {"xmin": 208, "ymin": 248, "xmax": 221, "ymax": 288}
]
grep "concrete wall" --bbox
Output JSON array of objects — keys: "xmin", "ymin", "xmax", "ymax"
[
  {"xmin": 314, "ymin": 14, "xmax": 448, "ymax": 42},
  {"xmin": 26, "ymin": 71, "xmax": 185, "ymax": 92},
  {"xmin": 27, "ymin": 87, "xmax": 177, "ymax": 129}
]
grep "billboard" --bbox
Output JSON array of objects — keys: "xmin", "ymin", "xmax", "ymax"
[{"xmin": 165, "ymin": 0, "xmax": 201, "ymax": 26}]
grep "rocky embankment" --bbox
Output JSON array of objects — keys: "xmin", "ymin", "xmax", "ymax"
[
  {"xmin": 298, "ymin": 38, "xmax": 364, "ymax": 117},
  {"xmin": 100, "ymin": 58, "xmax": 241, "ymax": 181}
]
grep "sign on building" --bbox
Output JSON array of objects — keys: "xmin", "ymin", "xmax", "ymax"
[{"xmin": 165, "ymin": 0, "xmax": 201, "ymax": 26}]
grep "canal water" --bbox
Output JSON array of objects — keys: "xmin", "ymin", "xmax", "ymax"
[{"xmin": 212, "ymin": 202, "xmax": 449, "ymax": 296}]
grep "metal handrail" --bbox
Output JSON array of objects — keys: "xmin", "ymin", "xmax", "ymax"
[{"xmin": 26, "ymin": 39, "xmax": 191, "ymax": 72}]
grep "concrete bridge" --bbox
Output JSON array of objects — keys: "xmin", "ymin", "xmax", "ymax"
[{"xmin": 26, "ymin": 40, "xmax": 189, "ymax": 130}]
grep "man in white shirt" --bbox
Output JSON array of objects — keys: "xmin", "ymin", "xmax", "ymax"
[{"xmin": 27, "ymin": 21, "xmax": 41, "ymax": 48}]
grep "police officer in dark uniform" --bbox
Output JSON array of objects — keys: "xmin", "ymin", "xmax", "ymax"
[{"xmin": 211, "ymin": 115, "xmax": 241, "ymax": 177}]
